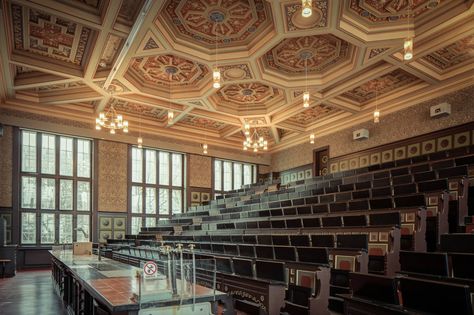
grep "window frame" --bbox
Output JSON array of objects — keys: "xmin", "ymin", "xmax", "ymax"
[
  {"xmin": 18, "ymin": 130, "xmax": 93, "ymax": 246},
  {"xmin": 128, "ymin": 146, "xmax": 185, "ymax": 234},
  {"xmin": 213, "ymin": 158, "xmax": 257, "ymax": 195}
]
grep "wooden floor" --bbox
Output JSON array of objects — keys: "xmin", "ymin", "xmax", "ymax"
[{"xmin": 0, "ymin": 269, "xmax": 66, "ymax": 315}]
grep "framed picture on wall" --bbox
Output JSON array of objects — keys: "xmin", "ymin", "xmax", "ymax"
[
  {"xmin": 191, "ymin": 192, "xmax": 200, "ymax": 202},
  {"xmin": 297, "ymin": 171, "xmax": 305, "ymax": 180},
  {"xmin": 290, "ymin": 173, "xmax": 297, "ymax": 182},
  {"xmin": 304, "ymin": 169, "xmax": 312, "ymax": 179},
  {"xmin": 201, "ymin": 192, "xmax": 210, "ymax": 202}
]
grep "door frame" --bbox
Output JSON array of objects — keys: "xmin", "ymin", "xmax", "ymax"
[{"xmin": 313, "ymin": 146, "xmax": 330, "ymax": 177}]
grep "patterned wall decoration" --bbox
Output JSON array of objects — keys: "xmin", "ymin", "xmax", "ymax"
[
  {"xmin": 420, "ymin": 35, "xmax": 474, "ymax": 72},
  {"xmin": 128, "ymin": 55, "xmax": 210, "ymax": 86},
  {"xmin": 189, "ymin": 154, "xmax": 212, "ymax": 188},
  {"xmin": 347, "ymin": 0, "xmax": 441, "ymax": 23},
  {"xmin": 262, "ymin": 35, "xmax": 352, "ymax": 74},
  {"xmin": 160, "ymin": 0, "xmax": 273, "ymax": 47},
  {"xmin": 282, "ymin": 0, "xmax": 328, "ymax": 32},
  {"xmin": 97, "ymin": 140, "xmax": 128, "ymax": 212},
  {"xmin": 143, "ymin": 37, "xmax": 159, "ymax": 50},
  {"xmin": 368, "ymin": 47, "xmax": 390, "ymax": 59},
  {"xmin": 341, "ymin": 69, "xmax": 420, "ymax": 104},
  {"xmin": 98, "ymin": 214, "xmax": 127, "ymax": 243},
  {"xmin": 34, "ymin": 81, "xmax": 87, "ymax": 92},
  {"xmin": 178, "ymin": 115, "xmax": 227, "ymax": 131},
  {"xmin": 287, "ymin": 104, "xmax": 336, "ymax": 125},
  {"xmin": 271, "ymin": 85, "xmax": 474, "ymax": 172},
  {"xmin": 11, "ymin": 4, "xmax": 94, "ymax": 66},
  {"xmin": 0, "ymin": 126, "xmax": 13, "ymax": 207},
  {"xmin": 278, "ymin": 128, "xmax": 292, "ymax": 139},
  {"xmin": 216, "ymin": 82, "xmax": 281, "ymax": 105}
]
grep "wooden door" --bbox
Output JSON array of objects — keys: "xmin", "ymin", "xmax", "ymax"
[{"xmin": 313, "ymin": 146, "xmax": 329, "ymax": 177}]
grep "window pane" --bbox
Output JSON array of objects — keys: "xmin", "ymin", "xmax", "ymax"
[
  {"xmin": 159, "ymin": 188, "xmax": 169, "ymax": 215},
  {"xmin": 145, "ymin": 217, "xmax": 156, "ymax": 228},
  {"xmin": 59, "ymin": 214, "xmax": 73, "ymax": 244},
  {"xmin": 77, "ymin": 139, "xmax": 91, "ymax": 178},
  {"xmin": 243, "ymin": 164, "xmax": 252, "ymax": 185},
  {"xmin": 40, "ymin": 213, "xmax": 55, "ymax": 244},
  {"xmin": 22, "ymin": 131, "xmax": 37, "ymax": 173},
  {"xmin": 145, "ymin": 150, "xmax": 156, "ymax": 184},
  {"xmin": 77, "ymin": 181, "xmax": 90, "ymax": 211},
  {"xmin": 253, "ymin": 165, "xmax": 257, "ymax": 184},
  {"xmin": 131, "ymin": 186, "xmax": 143, "ymax": 214},
  {"xmin": 145, "ymin": 188, "xmax": 156, "ymax": 214},
  {"xmin": 233, "ymin": 163, "xmax": 242, "ymax": 189},
  {"xmin": 21, "ymin": 176, "xmax": 37, "ymax": 209},
  {"xmin": 171, "ymin": 190, "xmax": 182, "ymax": 214},
  {"xmin": 171, "ymin": 154, "xmax": 182, "ymax": 186},
  {"xmin": 214, "ymin": 160, "xmax": 222, "ymax": 191},
  {"xmin": 131, "ymin": 217, "xmax": 142, "ymax": 235},
  {"xmin": 41, "ymin": 134, "xmax": 55, "ymax": 174},
  {"xmin": 59, "ymin": 137, "xmax": 73, "ymax": 176},
  {"xmin": 159, "ymin": 152, "xmax": 169, "ymax": 185},
  {"xmin": 76, "ymin": 214, "xmax": 90, "ymax": 242},
  {"xmin": 59, "ymin": 179, "xmax": 73, "ymax": 210},
  {"xmin": 21, "ymin": 212, "xmax": 36, "ymax": 244},
  {"xmin": 132, "ymin": 147, "xmax": 143, "ymax": 183},
  {"xmin": 223, "ymin": 162, "xmax": 232, "ymax": 191},
  {"xmin": 41, "ymin": 178, "xmax": 55, "ymax": 210}
]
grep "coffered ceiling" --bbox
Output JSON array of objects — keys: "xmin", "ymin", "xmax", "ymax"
[{"xmin": 0, "ymin": 0, "xmax": 473, "ymax": 154}]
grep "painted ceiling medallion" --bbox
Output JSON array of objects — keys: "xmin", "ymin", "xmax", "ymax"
[
  {"xmin": 263, "ymin": 34, "xmax": 351, "ymax": 74},
  {"xmin": 217, "ymin": 82, "xmax": 279, "ymax": 105},
  {"xmin": 348, "ymin": 0, "xmax": 439, "ymax": 23},
  {"xmin": 129, "ymin": 55, "xmax": 209, "ymax": 86},
  {"xmin": 11, "ymin": 4, "xmax": 94, "ymax": 66},
  {"xmin": 160, "ymin": 0, "xmax": 273, "ymax": 46}
]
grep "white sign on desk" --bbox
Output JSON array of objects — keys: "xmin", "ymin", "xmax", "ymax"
[{"xmin": 143, "ymin": 261, "xmax": 158, "ymax": 279}]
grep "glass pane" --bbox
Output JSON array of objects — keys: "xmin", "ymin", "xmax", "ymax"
[
  {"xmin": 41, "ymin": 178, "xmax": 55, "ymax": 210},
  {"xmin": 214, "ymin": 160, "xmax": 222, "ymax": 191},
  {"xmin": 131, "ymin": 186, "xmax": 143, "ymax": 214},
  {"xmin": 171, "ymin": 154, "xmax": 182, "ymax": 186},
  {"xmin": 145, "ymin": 187, "xmax": 156, "ymax": 214},
  {"xmin": 77, "ymin": 139, "xmax": 91, "ymax": 178},
  {"xmin": 223, "ymin": 161, "xmax": 232, "ymax": 191},
  {"xmin": 21, "ymin": 212, "xmax": 36, "ymax": 244},
  {"xmin": 40, "ymin": 213, "xmax": 55, "ymax": 244},
  {"xmin": 159, "ymin": 188, "xmax": 169, "ymax": 215},
  {"xmin": 243, "ymin": 164, "xmax": 252, "ymax": 185},
  {"xmin": 131, "ymin": 217, "xmax": 142, "ymax": 235},
  {"xmin": 159, "ymin": 152, "xmax": 169, "ymax": 185},
  {"xmin": 21, "ymin": 176, "xmax": 37, "ymax": 209},
  {"xmin": 233, "ymin": 163, "xmax": 242, "ymax": 189},
  {"xmin": 253, "ymin": 165, "xmax": 257, "ymax": 184},
  {"xmin": 171, "ymin": 189, "xmax": 182, "ymax": 214},
  {"xmin": 132, "ymin": 147, "xmax": 143, "ymax": 183},
  {"xmin": 76, "ymin": 214, "xmax": 90, "ymax": 242},
  {"xmin": 77, "ymin": 181, "xmax": 90, "ymax": 211},
  {"xmin": 59, "ymin": 214, "xmax": 73, "ymax": 244},
  {"xmin": 21, "ymin": 131, "xmax": 37, "ymax": 173},
  {"xmin": 41, "ymin": 134, "xmax": 55, "ymax": 174},
  {"xmin": 59, "ymin": 137, "xmax": 74, "ymax": 176},
  {"xmin": 59, "ymin": 179, "xmax": 73, "ymax": 210},
  {"xmin": 145, "ymin": 150, "xmax": 156, "ymax": 184},
  {"xmin": 145, "ymin": 217, "xmax": 156, "ymax": 228}
]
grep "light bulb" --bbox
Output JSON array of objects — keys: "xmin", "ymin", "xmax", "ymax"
[
  {"xmin": 110, "ymin": 128, "xmax": 115, "ymax": 135},
  {"xmin": 303, "ymin": 91, "xmax": 310, "ymax": 108},
  {"xmin": 123, "ymin": 121, "xmax": 128, "ymax": 127},
  {"xmin": 213, "ymin": 67, "xmax": 221, "ymax": 89},
  {"xmin": 167, "ymin": 110, "xmax": 174, "ymax": 124},
  {"xmin": 264, "ymin": 146, "xmax": 268, "ymax": 150},
  {"xmin": 137, "ymin": 137, "xmax": 143, "ymax": 148},
  {"xmin": 253, "ymin": 147, "xmax": 258, "ymax": 152},
  {"xmin": 245, "ymin": 130, "xmax": 250, "ymax": 136},
  {"xmin": 95, "ymin": 118, "xmax": 100, "ymax": 124},
  {"xmin": 123, "ymin": 127, "xmax": 128, "ymax": 133},
  {"xmin": 244, "ymin": 123, "xmax": 250, "ymax": 130},
  {"xmin": 301, "ymin": 0, "xmax": 312, "ymax": 17},
  {"xmin": 259, "ymin": 136, "xmax": 264, "ymax": 142},
  {"xmin": 243, "ymin": 146, "xmax": 247, "ymax": 151},
  {"xmin": 99, "ymin": 112, "xmax": 105, "ymax": 119},
  {"xmin": 117, "ymin": 114, "xmax": 123, "ymax": 121},
  {"xmin": 95, "ymin": 125, "xmax": 101, "ymax": 130},
  {"xmin": 404, "ymin": 37, "xmax": 413, "ymax": 60},
  {"xmin": 374, "ymin": 110, "xmax": 380, "ymax": 123},
  {"xmin": 310, "ymin": 133, "xmax": 315, "ymax": 144}
]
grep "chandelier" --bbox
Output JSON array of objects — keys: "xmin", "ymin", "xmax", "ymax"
[
  {"xmin": 95, "ymin": 105, "xmax": 128, "ymax": 134},
  {"xmin": 243, "ymin": 123, "xmax": 268, "ymax": 152},
  {"xmin": 301, "ymin": 0, "xmax": 312, "ymax": 17}
]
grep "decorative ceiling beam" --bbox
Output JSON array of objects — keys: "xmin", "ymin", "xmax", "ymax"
[
  {"xmin": 0, "ymin": 5, "xmax": 15, "ymax": 100},
  {"xmin": 167, "ymin": 106, "xmax": 192, "ymax": 127},
  {"xmin": 220, "ymin": 126, "xmax": 243, "ymax": 139},
  {"xmin": 270, "ymin": 126, "xmax": 280, "ymax": 144},
  {"xmin": 14, "ymin": 77, "xmax": 78, "ymax": 90}
]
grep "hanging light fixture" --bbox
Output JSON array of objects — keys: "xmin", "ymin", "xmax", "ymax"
[
  {"xmin": 373, "ymin": 83, "xmax": 380, "ymax": 123},
  {"xmin": 137, "ymin": 137, "xmax": 143, "ymax": 149},
  {"xmin": 95, "ymin": 104, "xmax": 129, "ymax": 134},
  {"xmin": 404, "ymin": 5, "xmax": 414, "ymax": 61},
  {"xmin": 167, "ymin": 110, "xmax": 174, "ymax": 124},
  {"xmin": 303, "ymin": 57, "xmax": 310, "ymax": 108},
  {"xmin": 301, "ymin": 0, "xmax": 312, "ymax": 17},
  {"xmin": 212, "ymin": 18, "xmax": 221, "ymax": 89},
  {"xmin": 309, "ymin": 133, "xmax": 315, "ymax": 144},
  {"xmin": 202, "ymin": 143, "xmax": 208, "ymax": 155},
  {"xmin": 243, "ymin": 125, "xmax": 268, "ymax": 152}
]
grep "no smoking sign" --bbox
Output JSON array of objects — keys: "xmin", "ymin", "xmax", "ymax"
[{"xmin": 143, "ymin": 261, "xmax": 158, "ymax": 279}]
